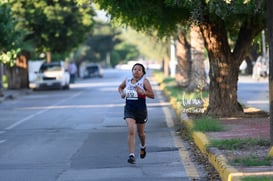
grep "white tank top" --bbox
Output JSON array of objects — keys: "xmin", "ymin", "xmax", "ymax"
[{"xmin": 124, "ymin": 76, "xmax": 145, "ymax": 100}]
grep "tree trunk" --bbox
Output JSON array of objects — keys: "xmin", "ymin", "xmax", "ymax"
[
  {"xmin": 199, "ymin": 16, "xmax": 263, "ymax": 116},
  {"xmin": 200, "ymin": 20, "xmax": 243, "ymax": 116},
  {"xmin": 187, "ymin": 25, "xmax": 208, "ymax": 91},
  {"xmin": 244, "ymin": 43, "xmax": 259, "ymax": 75},
  {"xmin": 175, "ymin": 29, "xmax": 191, "ymax": 87},
  {"xmin": 46, "ymin": 51, "xmax": 51, "ymax": 63},
  {"xmin": 16, "ymin": 54, "xmax": 29, "ymax": 89},
  {"xmin": 207, "ymin": 56, "xmax": 243, "ymax": 116},
  {"xmin": 163, "ymin": 56, "xmax": 170, "ymax": 77},
  {"xmin": 5, "ymin": 65, "xmax": 20, "ymax": 89},
  {"xmin": 175, "ymin": 26, "xmax": 208, "ymax": 91},
  {"xmin": 5, "ymin": 54, "xmax": 29, "ymax": 89},
  {"xmin": 266, "ymin": 0, "xmax": 273, "ymax": 145}
]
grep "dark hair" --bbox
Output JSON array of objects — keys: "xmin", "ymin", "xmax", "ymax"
[{"xmin": 132, "ymin": 63, "xmax": 146, "ymax": 74}]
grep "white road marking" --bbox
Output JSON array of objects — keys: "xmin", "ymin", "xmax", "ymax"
[
  {"xmin": 5, "ymin": 91, "xmax": 83, "ymax": 130},
  {"xmin": 0, "ymin": 140, "xmax": 6, "ymax": 144}
]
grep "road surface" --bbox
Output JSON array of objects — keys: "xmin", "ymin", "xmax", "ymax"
[{"xmin": 0, "ymin": 69, "xmax": 207, "ymax": 181}]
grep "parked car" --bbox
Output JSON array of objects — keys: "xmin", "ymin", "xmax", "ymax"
[
  {"xmin": 252, "ymin": 56, "xmax": 269, "ymax": 80},
  {"xmin": 83, "ymin": 64, "xmax": 103, "ymax": 78},
  {"xmin": 29, "ymin": 61, "xmax": 70, "ymax": 90}
]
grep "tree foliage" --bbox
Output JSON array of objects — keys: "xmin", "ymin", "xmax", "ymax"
[
  {"xmin": 118, "ymin": 28, "xmax": 169, "ymax": 61},
  {"xmin": 71, "ymin": 22, "xmax": 166, "ymax": 67},
  {"xmin": 94, "ymin": 0, "xmax": 266, "ymax": 116},
  {"xmin": 71, "ymin": 22, "xmax": 122, "ymax": 65},
  {"xmin": 10, "ymin": 0, "xmax": 95, "ymax": 55},
  {"xmin": 114, "ymin": 42, "xmax": 140, "ymax": 61},
  {"xmin": 94, "ymin": 0, "xmax": 265, "ymax": 40},
  {"xmin": 96, "ymin": 0, "xmax": 190, "ymax": 35},
  {"xmin": 0, "ymin": 2, "xmax": 23, "ymax": 65}
]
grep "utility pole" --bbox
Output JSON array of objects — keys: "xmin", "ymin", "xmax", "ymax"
[
  {"xmin": 169, "ymin": 38, "xmax": 177, "ymax": 77},
  {"xmin": 106, "ymin": 52, "xmax": 110, "ymax": 67}
]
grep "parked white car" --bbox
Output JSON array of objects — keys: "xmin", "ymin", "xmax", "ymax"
[
  {"xmin": 29, "ymin": 61, "xmax": 70, "ymax": 90},
  {"xmin": 252, "ymin": 56, "xmax": 269, "ymax": 80}
]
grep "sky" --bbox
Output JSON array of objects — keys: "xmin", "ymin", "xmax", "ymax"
[{"xmin": 94, "ymin": 10, "xmax": 110, "ymax": 22}]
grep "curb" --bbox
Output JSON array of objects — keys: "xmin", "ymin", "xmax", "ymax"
[{"xmin": 183, "ymin": 119, "xmax": 239, "ymax": 181}]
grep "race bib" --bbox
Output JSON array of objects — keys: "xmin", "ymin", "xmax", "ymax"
[{"xmin": 125, "ymin": 89, "xmax": 138, "ymax": 100}]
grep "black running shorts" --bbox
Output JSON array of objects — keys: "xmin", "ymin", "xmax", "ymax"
[{"xmin": 124, "ymin": 107, "xmax": 147, "ymax": 124}]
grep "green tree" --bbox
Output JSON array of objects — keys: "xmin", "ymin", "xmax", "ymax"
[
  {"xmin": 0, "ymin": 2, "xmax": 24, "ymax": 91},
  {"xmin": 71, "ymin": 22, "xmax": 122, "ymax": 66},
  {"xmin": 175, "ymin": 25, "xmax": 208, "ymax": 92},
  {"xmin": 118, "ymin": 28, "xmax": 168, "ymax": 61},
  {"xmin": 10, "ymin": 0, "xmax": 95, "ymax": 62},
  {"xmin": 0, "ymin": 0, "xmax": 95, "ymax": 90},
  {"xmin": 114, "ymin": 42, "xmax": 140, "ymax": 61},
  {"xmin": 0, "ymin": 2, "xmax": 22, "ymax": 64},
  {"xmin": 94, "ymin": 0, "xmax": 265, "ymax": 116}
]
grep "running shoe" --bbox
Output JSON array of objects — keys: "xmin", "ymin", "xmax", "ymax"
[
  {"xmin": 140, "ymin": 147, "xmax": 146, "ymax": 159},
  {"xmin": 128, "ymin": 155, "xmax": 136, "ymax": 164}
]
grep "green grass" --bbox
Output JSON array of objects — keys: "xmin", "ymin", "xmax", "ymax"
[
  {"xmin": 192, "ymin": 116, "xmax": 225, "ymax": 132},
  {"xmin": 2, "ymin": 75, "xmax": 7, "ymax": 88},
  {"xmin": 167, "ymin": 85, "xmax": 185, "ymax": 100},
  {"xmin": 232, "ymin": 155, "xmax": 272, "ymax": 166},
  {"xmin": 162, "ymin": 77, "xmax": 176, "ymax": 84},
  {"xmin": 209, "ymin": 138, "xmax": 272, "ymax": 167},
  {"xmin": 209, "ymin": 138, "xmax": 270, "ymax": 150},
  {"xmin": 153, "ymin": 71, "xmax": 208, "ymax": 106},
  {"xmin": 241, "ymin": 176, "xmax": 273, "ymax": 181}
]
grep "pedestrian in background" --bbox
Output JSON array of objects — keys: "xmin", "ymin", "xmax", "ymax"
[
  {"xmin": 118, "ymin": 63, "xmax": 155, "ymax": 164},
  {"xmin": 69, "ymin": 61, "xmax": 77, "ymax": 83}
]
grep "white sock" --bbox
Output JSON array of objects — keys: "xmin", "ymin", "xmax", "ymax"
[
  {"xmin": 140, "ymin": 144, "xmax": 146, "ymax": 149},
  {"xmin": 129, "ymin": 153, "xmax": 135, "ymax": 157}
]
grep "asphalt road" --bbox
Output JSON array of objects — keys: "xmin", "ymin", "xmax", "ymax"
[
  {"xmin": 0, "ymin": 69, "xmax": 207, "ymax": 181},
  {"xmin": 237, "ymin": 75, "xmax": 269, "ymax": 112}
]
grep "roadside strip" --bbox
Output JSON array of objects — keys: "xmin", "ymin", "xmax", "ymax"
[
  {"xmin": 183, "ymin": 119, "xmax": 273, "ymax": 181},
  {"xmin": 156, "ymin": 76, "xmax": 273, "ymax": 181},
  {"xmin": 154, "ymin": 80, "xmax": 202, "ymax": 180}
]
